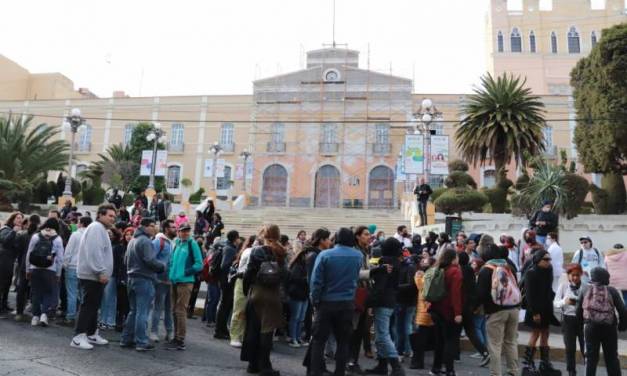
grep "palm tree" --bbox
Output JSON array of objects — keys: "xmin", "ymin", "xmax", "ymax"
[
  {"xmin": 0, "ymin": 114, "xmax": 68, "ymax": 207},
  {"xmin": 456, "ymin": 73, "xmax": 546, "ymax": 173},
  {"xmin": 82, "ymin": 143, "xmax": 137, "ymax": 193}
]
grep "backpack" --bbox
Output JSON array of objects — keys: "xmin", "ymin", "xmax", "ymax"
[
  {"xmin": 29, "ymin": 234, "xmax": 57, "ymax": 268},
  {"xmin": 576, "ymin": 248, "xmax": 600, "ymax": 265},
  {"xmin": 422, "ymin": 267, "xmax": 447, "ymax": 303},
  {"xmin": 582, "ymin": 284, "xmax": 615, "ymax": 325},
  {"xmin": 485, "ymin": 263, "xmax": 521, "ymax": 306},
  {"xmin": 201, "ymin": 244, "xmax": 223, "ymax": 283},
  {"xmin": 257, "ymin": 260, "xmax": 281, "ymax": 287}
]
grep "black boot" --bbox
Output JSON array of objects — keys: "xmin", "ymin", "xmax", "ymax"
[
  {"xmin": 409, "ymin": 334, "xmax": 423, "ymax": 369},
  {"xmin": 365, "ymin": 358, "xmax": 388, "ymax": 375},
  {"xmin": 522, "ymin": 347, "xmax": 539, "ymax": 374},
  {"xmin": 388, "ymin": 358, "xmax": 405, "ymax": 376},
  {"xmin": 539, "ymin": 347, "xmax": 559, "ymax": 375}
]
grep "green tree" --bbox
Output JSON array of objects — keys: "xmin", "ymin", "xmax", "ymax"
[
  {"xmin": 571, "ymin": 23, "xmax": 627, "ymax": 213},
  {"xmin": 128, "ymin": 123, "xmax": 166, "ymax": 193},
  {"xmin": 434, "ymin": 160, "xmax": 488, "ymax": 217},
  {"xmin": 457, "ymin": 73, "xmax": 546, "ymax": 173},
  {"xmin": 0, "ymin": 115, "xmax": 69, "ymax": 209},
  {"xmin": 83, "ymin": 144, "xmax": 137, "ymax": 193}
]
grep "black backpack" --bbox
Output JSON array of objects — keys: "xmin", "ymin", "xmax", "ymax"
[
  {"xmin": 208, "ymin": 243, "xmax": 224, "ymax": 278},
  {"xmin": 257, "ymin": 261, "xmax": 281, "ymax": 287},
  {"xmin": 29, "ymin": 234, "xmax": 57, "ymax": 268}
]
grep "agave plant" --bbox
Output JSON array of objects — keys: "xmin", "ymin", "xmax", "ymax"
[
  {"xmin": 0, "ymin": 114, "xmax": 68, "ymax": 206},
  {"xmin": 82, "ymin": 143, "xmax": 138, "ymax": 193},
  {"xmin": 520, "ymin": 159, "xmax": 567, "ymax": 214}
]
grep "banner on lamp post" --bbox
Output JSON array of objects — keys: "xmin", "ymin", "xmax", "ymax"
[
  {"xmin": 203, "ymin": 159, "xmax": 213, "ymax": 177},
  {"xmin": 403, "ymin": 134, "xmax": 424, "ymax": 174},
  {"xmin": 430, "ymin": 135, "xmax": 449, "ymax": 175},
  {"xmin": 216, "ymin": 159, "xmax": 226, "ymax": 178},
  {"xmin": 140, "ymin": 150, "xmax": 168, "ymax": 176}
]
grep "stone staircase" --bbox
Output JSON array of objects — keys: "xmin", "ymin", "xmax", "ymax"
[{"xmin": 218, "ymin": 207, "xmax": 407, "ymax": 239}]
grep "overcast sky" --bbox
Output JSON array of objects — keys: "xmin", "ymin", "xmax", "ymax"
[{"xmin": 2, "ymin": 0, "xmax": 490, "ymax": 97}]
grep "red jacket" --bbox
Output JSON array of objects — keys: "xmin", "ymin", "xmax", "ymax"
[{"xmin": 430, "ymin": 264, "xmax": 463, "ymax": 322}]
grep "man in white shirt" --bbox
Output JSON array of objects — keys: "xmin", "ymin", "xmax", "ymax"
[
  {"xmin": 393, "ymin": 225, "xmax": 412, "ymax": 249},
  {"xmin": 546, "ymin": 232, "xmax": 563, "ymax": 292}
]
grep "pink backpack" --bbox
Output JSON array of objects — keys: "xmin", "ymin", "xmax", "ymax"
[
  {"xmin": 582, "ymin": 285, "xmax": 615, "ymax": 325},
  {"xmin": 486, "ymin": 264, "xmax": 521, "ymax": 307}
]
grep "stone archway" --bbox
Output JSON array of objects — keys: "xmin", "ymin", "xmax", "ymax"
[{"xmin": 261, "ymin": 164, "xmax": 288, "ymax": 206}]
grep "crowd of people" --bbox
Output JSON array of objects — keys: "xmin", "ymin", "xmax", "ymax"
[{"xmin": 0, "ymin": 198, "xmax": 626, "ymax": 376}]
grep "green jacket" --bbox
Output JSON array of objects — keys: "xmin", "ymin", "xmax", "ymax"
[{"xmin": 168, "ymin": 238, "xmax": 203, "ymax": 284}]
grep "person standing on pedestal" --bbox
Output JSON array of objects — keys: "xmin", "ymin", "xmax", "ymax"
[{"xmin": 413, "ymin": 178, "xmax": 432, "ymax": 227}]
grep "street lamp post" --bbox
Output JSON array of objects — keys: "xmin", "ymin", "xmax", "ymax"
[
  {"xmin": 146, "ymin": 123, "xmax": 167, "ymax": 190},
  {"xmin": 209, "ymin": 142, "xmax": 223, "ymax": 191},
  {"xmin": 240, "ymin": 149, "xmax": 251, "ymax": 192},
  {"xmin": 413, "ymin": 98, "xmax": 442, "ymax": 185},
  {"xmin": 62, "ymin": 108, "xmax": 85, "ymax": 197}
]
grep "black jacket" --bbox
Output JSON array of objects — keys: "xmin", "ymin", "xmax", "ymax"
[
  {"xmin": 414, "ymin": 184, "xmax": 433, "ymax": 203},
  {"xmin": 524, "ymin": 264, "xmax": 559, "ymax": 326},
  {"xmin": 397, "ymin": 258, "xmax": 418, "ymax": 307},
  {"xmin": 287, "ymin": 257, "xmax": 309, "ymax": 301},
  {"xmin": 0, "ymin": 226, "xmax": 19, "ymax": 262},
  {"xmin": 304, "ymin": 244, "xmax": 322, "ymax": 285},
  {"xmin": 369, "ymin": 256, "xmax": 400, "ymax": 309},
  {"xmin": 112, "ymin": 241, "xmax": 127, "ymax": 282},
  {"xmin": 576, "ymin": 283, "xmax": 627, "ymax": 330},
  {"xmin": 461, "ymin": 264, "xmax": 479, "ymax": 314},
  {"xmin": 529, "ymin": 210, "xmax": 558, "ymax": 236},
  {"xmin": 243, "ymin": 246, "xmax": 286, "ymax": 296}
]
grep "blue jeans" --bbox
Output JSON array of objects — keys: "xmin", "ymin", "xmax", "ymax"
[
  {"xmin": 203, "ymin": 283, "xmax": 220, "ymax": 323},
  {"xmin": 30, "ymin": 269, "xmax": 57, "ymax": 317},
  {"xmin": 151, "ymin": 282, "xmax": 173, "ymax": 335},
  {"xmin": 374, "ymin": 307, "xmax": 398, "ymax": 358},
  {"xmin": 99, "ymin": 276, "xmax": 117, "ymax": 326},
  {"xmin": 122, "ymin": 278, "xmax": 155, "ymax": 347},
  {"xmin": 64, "ymin": 267, "xmax": 79, "ymax": 320},
  {"xmin": 394, "ymin": 305, "xmax": 416, "ymax": 355},
  {"xmin": 288, "ymin": 299, "xmax": 308, "ymax": 341},
  {"xmin": 473, "ymin": 314, "xmax": 487, "ymax": 348}
]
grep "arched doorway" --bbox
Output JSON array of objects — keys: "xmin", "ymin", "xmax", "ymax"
[
  {"xmin": 261, "ymin": 164, "xmax": 288, "ymax": 206},
  {"xmin": 314, "ymin": 165, "xmax": 340, "ymax": 208},
  {"xmin": 368, "ymin": 165, "xmax": 394, "ymax": 208}
]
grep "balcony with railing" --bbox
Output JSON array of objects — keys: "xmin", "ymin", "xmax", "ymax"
[
  {"xmin": 319, "ymin": 142, "xmax": 339, "ymax": 155},
  {"xmin": 168, "ymin": 142, "xmax": 185, "ymax": 153},
  {"xmin": 220, "ymin": 143, "xmax": 235, "ymax": 153},
  {"xmin": 372, "ymin": 143, "xmax": 391, "ymax": 155},
  {"xmin": 267, "ymin": 142, "xmax": 286, "ymax": 153},
  {"xmin": 74, "ymin": 142, "xmax": 91, "ymax": 153}
]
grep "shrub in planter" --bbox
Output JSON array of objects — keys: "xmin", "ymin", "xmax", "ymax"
[
  {"xmin": 448, "ymin": 159, "xmax": 469, "ymax": 172},
  {"xmin": 601, "ymin": 173, "xmax": 626, "ymax": 214},
  {"xmin": 562, "ymin": 173, "xmax": 589, "ymax": 219},
  {"xmin": 434, "ymin": 188, "xmax": 488, "ymax": 216},
  {"xmin": 431, "ymin": 187, "xmax": 447, "ymax": 202},
  {"xmin": 445, "ymin": 171, "xmax": 477, "ymax": 189},
  {"xmin": 189, "ymin": 188, "xmax": 205, "ymax": 204}
]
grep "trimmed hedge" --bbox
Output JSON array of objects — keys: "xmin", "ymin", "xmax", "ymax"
[{"xmin": 434, "ymin": 188, "xmax": 488, "ymax": 215}]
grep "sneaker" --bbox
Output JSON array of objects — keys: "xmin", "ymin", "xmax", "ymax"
[
  {"xmin": 87, "ymin": 331, "xmax": 109, "ymax": 346},
  {"xmin": 149, "ymin": 333, "xmax": 159, "ymax": 342},
  {"xmin": 346, "ymin": 363, "xmax": 364, "ymax": 375},
  {"xmin": 135, "ymin": 344, "xmax": 156, "ymax": 352},
  {"xmin": 70, "ymin": 334, "xmax": 94, "ymax": 350},
  {"xmin": 299, "ymin": 340, "xmax": 310, "ymax": 347},
  {"xmin": 31, "ymin": 316, "xmax": 40, "ymax": 326},
  {"xmin": 288, "ymin": 340, "xmax": 301, "ymax": 348},
  {"xmin": 480, "ymin": 353, "xmax": 490, "ymax": 368},
  {"xmin": 165, "ymin": 339, "xmax": 180, "ymax": 351},
  {"xmin": 469, "ymin": 352, "xmax": 483, "ymax": 359},
  {"xmin": 176, "ymin": 341, "xmax": 186, "ymax": 351},
  {"xmin": 39, "ymin": 313, "xmax": 48, "ymax": 327},
  {"xmin": 230, "ymin": 340, "xmax": 243, "ymax": 348}
]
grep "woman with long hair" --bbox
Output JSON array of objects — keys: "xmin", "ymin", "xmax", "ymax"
[
  {"xmin": 286, "ymin": 240, "xmax": 309, "ymax": 347},
  {"xmin": 115, "ymin": 227, "xmax": 133, "ymax": 331},
  {"xmin": 241, "ymin": 224, "xmax": 287, "ymax": 376},
  {"xmin": 229, "ymin": 234, "xmax": 257, "ymax": 347},
  {"xmin": 14, "ymin": 214, "xmax": 40, "ymax": 321},
  {"xmin": 0, "ymin": 211, "xmax": 24, "ymax": 312},
  {"xmin": 428, "ymin": 247, "xmax": 463, "ymax": 376}
]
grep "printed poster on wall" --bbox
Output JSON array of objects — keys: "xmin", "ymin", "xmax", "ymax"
[
  {"xmin": 203, "ymin": 159, "xmax": 213, "ymax": 177},
  {"xmin": 430, "ymin": 135, "xmax": 450, "ymax": 175},
  {"xmin": 403, "ymin": 134, "xmax": 424, "ymax": 174},
  {"xmin": 140, "ymin": 150, "xmax": 167, "ymax": 176},
  {"xmin": 216, "ymin": 159, "xmax": 226, "ymax": 178}
]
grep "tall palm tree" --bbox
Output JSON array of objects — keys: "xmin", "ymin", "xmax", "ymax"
[
  {"xmin": 0, "ymin": 114, "xmax": 68, "ymax": 207},
  {"xmin": 82, "ymin": 143, "xmax": 137, "ymax": 193},
  {"xmin": 456, "ymin": 73, "xmax": 546, "ymax": 173}
]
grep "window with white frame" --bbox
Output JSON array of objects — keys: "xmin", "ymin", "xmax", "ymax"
[
  {"xmin": 220, "ymin": 123, "xmax": 234, "ymax": 145},
  {"xmin": 375, "ymin": 123, "xmax": 389, "ymax": 145},
  {"xmin": 543, "ymin": 126, "xmax": 553, "ymax": 148},
  {"xmin": 551, "ymin": 32, "xmax": 558, "ymax": 53},
  {"xmin": 591, "ymin": 31, "xmax": 598, "ymax": 48},
  {"xmin": 497, "ymin": 31, "xmax": 504, "ymax": 52},
  {"xmin": 123, "ymin": 123, "xmax": 135, "ymax": 146},
  {"xmin": 484, "ymin": 169, "xmax": 497, "ymax": 188},
  {"xmin": 321, "ymin": 123, "xmax": 337, "ymax": 144},
  {"xmin": 568, "ymin": 27, "xmax": 581, "ymax": 54},
  {"xmin": 529, "ymin": 31, "xmax": 537, "ymax": 53},
  {"xmin": 511, "ymin": 28, "xmax": 522, "ymax": 52},
  {"xmin": 166, "ymin": 166, "xmax": 181, "ymax": 190},
  {"xmin": 77, "ymin": 124, "xmax": 92, "ymax": 152},
  {"xmin": 217, "ymin": 165, "xmax": 232, "ymax": 190},
  {"xmin": 170, "ymin": 123, "xmax": 184, "ymax": 147},
  {"xmin": 271, "ymin": 122, "xmax": 284, "ymax": 144}
]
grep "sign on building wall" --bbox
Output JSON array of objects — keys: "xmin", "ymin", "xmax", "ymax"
[
  {"xmin": 140, "ymin": 150, "xmax": 167, "ymax": 176},
  {"xmin": 216, "ymin": 159, "xmax": 226, "ymax": 178},
  {"xmin": 203, "ymin": 160, "xmax": 213, "ymax": 177},
  {"xmin": 403, "ymin": 134, "xmax": 424, "ymax": 174},
  {"xmin": 430, "ymin": 135, "xmax": 450, "ymax": 175}
]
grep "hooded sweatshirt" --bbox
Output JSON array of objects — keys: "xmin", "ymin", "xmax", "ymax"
[
  {"xmin": 77, "ymin": 221, "xmax": 113, "ymax": 281},
  {"xmin": 168, "ymin": 237, "xmax": 203, "ymax": 284},
  {"xmin": 63, "ymin": 227, "xmax": 86, "ymax": 269},
  {"xmin": 26, "ymin": 229, "xmax": 64, "ymax": 276},
  {"xmin": 152, "ymin": 232, "xmax": 173, "ymax": 283}
]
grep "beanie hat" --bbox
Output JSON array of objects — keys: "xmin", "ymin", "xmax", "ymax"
[
  {"xmin": 367, "ymin": 224, "xmax": 377, "ymax": 234},
  {"xmin": 381, "ymin": 237, "xmax": 402, "ymax": 258},
  {"xmin": 590, "ymin": 267, "xmax": 610, "ymax": 286}
]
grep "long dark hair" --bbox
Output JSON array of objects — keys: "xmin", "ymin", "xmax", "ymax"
[
  {"xmin": 308, "ymin": 228, "xmax": 331, "ymax": 248},
  {"xmin": 436, "ymin": 248, "xmax": 458, "ymax": 269},
  {"xmin": 234, "ymin": 235, "xmax": 257, "ymax": 265},
  {"xmin": 27, "ymin": 215, "xmax": 41, "ymax": 234}
]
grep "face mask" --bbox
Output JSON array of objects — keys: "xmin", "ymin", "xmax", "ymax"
[{"xmin": 379, "ymin": 236, "xmax": 385, "ymax": 241}]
